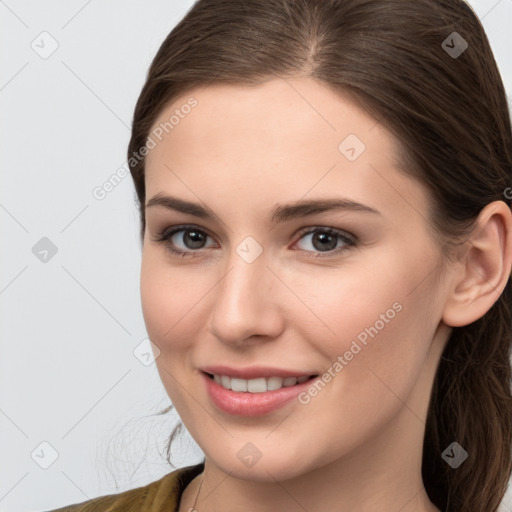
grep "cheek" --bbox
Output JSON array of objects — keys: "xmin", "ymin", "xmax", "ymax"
[
  {"xmin": 297, "ymin": 259, "xmax": 439, "ymax": 402},
  {"xmin": 140, "ymin": 254, "xmax": 203, "ymax": 351},
  {"xmin": 140, "ymin": 255, "xmax": 206, "ymax": 414}
]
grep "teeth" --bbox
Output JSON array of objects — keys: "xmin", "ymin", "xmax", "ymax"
[
  {"xmin": 268, "ymin": 376, "xmax": 284, "ymax": 391},
  {"xmin": 247, "ymin": 377, "xmax": 267, "ymax": 393},
  {"xmin": 220, "ymin": 375, "xmax": 230, "ymax": 389},
  {"xmin": 283, "ymin": 376, "xmax": 298, "ymax": 386},
  {"xmin": 231, "ymin": 377, "xmax": 248, "ymax": 392},
  {"xmin": 211, "ymin": 374, "xmax": 312, "ymax": 393}
]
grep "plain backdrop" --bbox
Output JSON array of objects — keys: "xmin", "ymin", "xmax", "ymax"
[{"xmin": 1, "ymin": 1, "xmax": 511, "ymax": 511}]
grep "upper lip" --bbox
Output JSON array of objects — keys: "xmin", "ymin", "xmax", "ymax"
[{"xmin": 200, "ymin": 365, "xmax": 318, "ymax": 379}]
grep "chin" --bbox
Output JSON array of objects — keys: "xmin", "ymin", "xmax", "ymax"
[{"xmin": 205, "ymin": 446, "xmax": 324, "ymax": 483}]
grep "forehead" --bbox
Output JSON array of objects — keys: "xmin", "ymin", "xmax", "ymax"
[
  {"xmin": 144, "ymin": 77, "xmax": 429, "ymax": 223},
  {"xmin": 147, "ymin": 76, "xmax": 387, "ymax": 163}
]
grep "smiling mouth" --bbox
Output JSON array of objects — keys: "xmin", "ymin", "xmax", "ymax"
[{"xmin": 204, "ymin": 372, "xmax": 319, "ymax": 393}]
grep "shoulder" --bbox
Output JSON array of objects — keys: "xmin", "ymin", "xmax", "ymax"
[{"xmin": 42, "ymin": 462, "xmax": 205, "ymax": 512}]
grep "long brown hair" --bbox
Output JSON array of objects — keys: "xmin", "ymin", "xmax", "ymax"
[{"xmin": 127, "ymin": 1, "xmax": 512, "ymax": 510}]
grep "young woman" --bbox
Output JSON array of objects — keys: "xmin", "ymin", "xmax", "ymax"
[{"xmin": 48, "ymin": 0, "xmax": 512, "ymax": 511}]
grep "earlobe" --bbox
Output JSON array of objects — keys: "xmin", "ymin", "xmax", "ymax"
[{"xmin": 442, "ymin": 201, "xmax": 512, "ymax": 328}]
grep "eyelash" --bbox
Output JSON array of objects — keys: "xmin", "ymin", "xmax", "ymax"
[{"xmin": 151, "ymin": 224, "xmax": 358, "ymax": 259}]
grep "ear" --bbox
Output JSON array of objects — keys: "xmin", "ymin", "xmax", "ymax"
[{"xmin": 442, "ymin": 201, "xmax": 512, "ymax": 328}]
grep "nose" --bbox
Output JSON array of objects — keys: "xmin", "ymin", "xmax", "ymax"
[{"xmin": 208, "ymin": 245, "xmax": 285, "ymax": 347}]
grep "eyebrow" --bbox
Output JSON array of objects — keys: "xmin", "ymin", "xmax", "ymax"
[{"xmin": 146, "ymin": 193, "xmax": 381, "ymax": 224}]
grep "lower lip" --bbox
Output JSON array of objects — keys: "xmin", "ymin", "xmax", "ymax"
[{"xmin": 202, "ymin": 372, "xmax": 319, "ymax": 417}]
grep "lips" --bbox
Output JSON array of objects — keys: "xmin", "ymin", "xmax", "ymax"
[{"xmin": 201, "ymin": 370, "xmax": 320, "ymax": 416}]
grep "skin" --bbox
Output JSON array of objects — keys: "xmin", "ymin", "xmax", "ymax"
[{"xmin": 140, "ymin": 76, "xmax": 512, "ymax": 512}]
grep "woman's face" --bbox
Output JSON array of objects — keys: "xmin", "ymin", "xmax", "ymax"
[{"xmin": 141, "ymin": 76, "xmax": 453, "ymax": 481}]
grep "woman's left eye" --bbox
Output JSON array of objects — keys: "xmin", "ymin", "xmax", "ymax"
[
  {"xmin": 293, "ymin": 227, "xmax": 356, "ymax": 257},
  {"xmin": 151, "ymin": 225, "xmax": 357, "ymax": 258}
]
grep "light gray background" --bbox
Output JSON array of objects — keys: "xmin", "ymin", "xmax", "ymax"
[{"xmin": 1, "ymin": 1, "xmax": 511, "ymax": 511}]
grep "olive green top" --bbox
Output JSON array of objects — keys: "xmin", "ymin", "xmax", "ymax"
[{"xmin": 44, "ymin": 462, "xmax": 205, "ymax": 512}]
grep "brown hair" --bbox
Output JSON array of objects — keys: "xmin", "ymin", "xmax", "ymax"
[{"xmin": 127, "ymin": 1, "xmax": 512, "ymax": 510}]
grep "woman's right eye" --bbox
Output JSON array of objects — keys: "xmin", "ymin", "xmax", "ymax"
[{"xmin": 151, "ymin": 225, "xmax": 216, "ymax": 257}]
